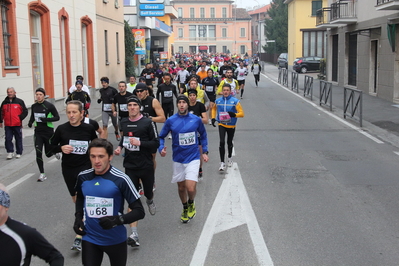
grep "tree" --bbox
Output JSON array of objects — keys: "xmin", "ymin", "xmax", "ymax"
[
  {"xmin": 264, "ymin": 0, "xmax": 288, "ymax": 54},
  {"xmin": 124, "ymin": 20, "xmax": 136, "ymax": 78}
]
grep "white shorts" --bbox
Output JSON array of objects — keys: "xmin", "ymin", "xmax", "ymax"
[{"xmin": 172, "ymin": 160, "xmax": 200, "ymax": 183}]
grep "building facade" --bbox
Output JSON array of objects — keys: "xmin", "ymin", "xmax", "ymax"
[
  {"xmin": 171, "ymin": 0, "xmax": 252, "ymax": 55},
  {"xmin": 285, "ymin": 0, "xmax": 327, "ymax": 65},
  {"xmin": 317, "ymin": 0, "xmax": 399, "ymax": 102},
  {"xmin": 0, "ymin": 0, "xmax": 98, "ymax": 105},
  {"xmin": 248, "ymin": 5, "xmax": 271, "ymax": 57}
]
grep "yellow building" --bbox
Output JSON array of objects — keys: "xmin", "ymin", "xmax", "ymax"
[{"xmin": 284, "ymin": 0, "xmax": 327, "ymax": 65}]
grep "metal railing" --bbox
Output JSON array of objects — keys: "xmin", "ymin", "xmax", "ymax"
[
  {"xmin": 316, "ymin": 8, "xmax": 331, "ymax": 26},
  {"xmin": 331, "ymin": 0, "xmax": 357, "ymax": 21},
  {"xmin": 344, "ymin": 87, "xmax": 363, "ymax": 127},
  {"xmin": 304, "ymin": 75, "xmax": 313, "ymax": 100},
  {"xmin": 291, "ymin": 72, "xmax": 298, "ymax": 92},
  {"xmin": 377, "ymin": 0, "xmax": 395, "ymax": 5},
  {"xmin": 282, "ymin": 69, "xmax": 288, "ymax": 87},
  {"xmin": 319, "ymin": 80, "xmax": 332, "ymax": 111}
]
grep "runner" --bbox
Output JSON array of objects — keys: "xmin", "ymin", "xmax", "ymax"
[
  {"xmin": 74, "ymin": 138, "xmax": 144, "ymax": 266},
  {"xmin": 112, "ymin": 81, "xmax": 133, "ymax": 136},
  {"xmin": 216, "ymin": 70, "xmax": 240, "ymax": 97},
  {"xmin": 126, "ymin": 75, "xmax": 137, "ymax": 93},
  {"xmin": 176, "ymin": 64, "xmax": 190, "ymax": 93},
  {"xmin": 158, "ymin": 95, "xmax": 209, "ymax": 223},
  {"xmin": 28, "ymin": 88, "xmax": 61, "ymax": 182},
  {"xmin": 201, "ymin": 69, "xmax": 219, "ymax": 125},
  {"xmin": 114, "ymin": 96, "xmax": 159, "ymax": 247},
  {"xmin": 66, "ymin": 80, "xmax": 91, "ymax": 117},
  {"xmin": 156, "ymin": 73, "xmax": 178, "ymax": 121},
  {"xmin": 97, "ymin": 77, "xmax": 119, "ymax": 140},
  {"xmin": 234, "ymin": 62, "xmax": 248, "ymax": 99},
  {"xmin": 50, "ymin": 100, "xmax": 97, "ymax": 251},
  {"xmin": 251, "ymin": 59, "xmax": 262, "ymax": 87},
  {"xmin": 211, "ymin": 83, "xmax": 245, "ymax": 171}
]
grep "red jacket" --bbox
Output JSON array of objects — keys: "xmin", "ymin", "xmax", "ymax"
[{"xmin": 0, "ymin": 97, "xmax": 28, "ymax": 127}]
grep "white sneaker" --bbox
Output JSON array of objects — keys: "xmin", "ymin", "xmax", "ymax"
[
  {"xmin": 37, "ymin": 173, "xmax": 47, "ymax": 182},
  {"xmin": 127, "ymin": 232, "xmax": 140, "ymax": 247},
  {"xmin": 168, "ymin": 133, "xmax": 172, "ymax": 139},
  {"xmin": 208, "ymin": 119, "xmax": 212, "ymax": 125},
  {"xmin": 6, "ymin": 153, "xmax": 13, "ymax": 160},
  {"xmin": 219, "ymin": 162, "xmax": 226, "ymax": 171},
  {"xmin": 15, "ymin": 154, "xmax": 21, "ymax": 159},
  {"xmin": 227, "ymin": 157, "xmax": 233, "ymax": 167}
]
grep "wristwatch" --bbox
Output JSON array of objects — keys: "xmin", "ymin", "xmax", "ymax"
[{"xmin": 203, "ymin": 151, "xmax": 209, "ymax": 155}]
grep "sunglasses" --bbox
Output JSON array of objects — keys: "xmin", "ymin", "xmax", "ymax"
[{"xmin": 136, "ymin": 90, "xmax": 145, "ymax": 93}]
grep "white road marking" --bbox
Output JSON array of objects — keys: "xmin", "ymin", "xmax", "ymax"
[
  {"xmin": 263, "ymin": 74, "xmax": 384, "ymax": 144},
  {"xmin": 394, "ymin": 151, "xmax": 399, "ymax": 156},
  {"xmin": 7, "ymin": 173, "xmax": 35, "ymax": 191},
  {"xmin": 190, "ymin": 162, "xmax": 274, "ymax": 266}
]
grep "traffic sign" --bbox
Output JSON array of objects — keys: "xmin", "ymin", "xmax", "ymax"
[
  {"xmin": 254, "ymin": 40, "xmax": 259, "ymax": 45},
  {"xmin": 140, "ymin": 10, "xmax": 165, "ymax": 16}
]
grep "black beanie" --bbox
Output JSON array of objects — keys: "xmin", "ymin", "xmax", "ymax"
[{"xmin": 176, "ymin": 95, "xmax": 189, "ymax": 105}]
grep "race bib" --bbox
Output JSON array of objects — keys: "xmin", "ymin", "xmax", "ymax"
[
  {"xmin": 85, "ymin": 196, "xmax": 114, "ymax": 218},
  {"xmin": 103, "ymin": 103, "xmax": 112, "ymax": 112},
  {"xmin": 123, "ymin": 136, "xmax": 140, "ymax": 151},
  {"xmin": 179, "ymin": 132, "xmax": 196, "ymax": 146},
  {"xmin": 69, "ymin": 139, "xmax": 89, "ymax": 155},
  {"xmin": 219, "ymin": 111, "xmax": 231, "ymax": 123},
  {"xmin": 164, "ymin": 91, "xmax": 172, "ymax": 97},
  {"xmin": 34, "ymin": 113, "xmax": 46, "ymax": 122},
  {"xmin": 146, "ymin": 75, "xmax": 152, "ymax": 79},
  {"xmin": 119, "ymin": 104, "xmax": 128, "ymax": 112},
  {"xmin": 205, "ymin": 86, "xmax": 213, "ymax": 92},
  {"xmin": 239, "ymin": 72, "xmax": 244, "ymax": 76}
]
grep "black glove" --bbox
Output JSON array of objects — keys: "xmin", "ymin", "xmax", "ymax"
[
  {"xmin": 97, "ymin": 99, "xmax": 102, "ymax": 104},
  {"xmin": 73, "ymin": 212, "xmax": 86, "ymax": 236},
  {"xmin": 28, "ymin": 122, "xmax": 32, "ymax": 128},
  {"xmin": 211, "ymin": 118, "xmax": 216, "ymax": 127},
  {"xmin": 99, "ymin": 215, "xmax": 123, "ymax": 230},
  {"xmin": 40, "ymin": 118, "xmax": 48, "ymax": 122},
  {"xmin": 228, "ymin": 112, "xmax": 236, "ymax": 117}
]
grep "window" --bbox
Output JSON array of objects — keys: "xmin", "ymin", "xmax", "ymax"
[
  {"xmin": 104, "ymin": 30, "xmax": 109, "ymax": 65},
  {"xmin": 222, "ymin": 7, "xmax": 227, "ymax": 18},
  {"xmin": 198, "ymin": 25, "xmax": 206, "ymax": 37},
  {"xmin": 240, "ymin": 45, "xmax": 245, "ymax": 54},
  {"xmin": 189, "ymin": 46, "xmax": 196, "ymax": 53},
  {"xmin": 81, "ymin": 16, "xmax": 95, "ymax": 87},
  {"xmin": 179, "ymin": 46, "xmax": 183, "ymax": 53},
  {"xmin": 200, "ymin": 8, "xmax": 205, "ymax": 18},
  {"xmin": 30, "ymin": 11, "xmax": 43, "ymax": 89},
  {"xmin": 210, "ymin": 7, "xmax": 215, "ymax": 18},
  {"xmin": 311, "ymin": 1, "xmax": 322, "ymax": 16},
  {"xmin": 240, "ymin": 28, "xmax": 245, "ymax": 37},
  {"xmin": 190, "ymin": 8, "xmax": 194, "ymax": 18},
  {"xmin": 222, "ymin": 28, "xmax": 227, "ymax": 38},
  {"xmin": 222, "ymin": 45, "xmax": 227, "ymax": 53},
  {"xmin": 116, "ymin": 32, "xmax": 120, "ymax": 64},
  {"xmin": 209, "ymin": 45, "xmax": 216, "ymax": 53},
  {"xmin": 59, "ymin": 8, "xmax": 71, "ymax": 96},
  {"xmin": 178, "ymin": 28, "xmax": 183, "ymax": 38},
  {"xmin": 178, "ymin": 8, "xmax": 182, "ymax": 18},
  {"xmin": 189, "ymin": 25, "xmax": 196, "ymax": 40},
  {"xmin": 115, "ymin": 0, "xmax": 119, "ymax": 8},
  {"xmin": 1, "ymin": 0, "xmax": 19, "ymax": 76},
  {"xmin": 302, "ymin": 30, "xmax": 326, "ymax": 57},
  {"xmin": 208, "ymin": 25, "xmax": 215, "ymax": 38}
]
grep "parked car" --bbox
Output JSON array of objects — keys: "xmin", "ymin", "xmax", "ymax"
[
  {"xmin": 277, "ymin": 53, "xmax": 288, "ymax": 69},
  {"xmin": 293, "ymin": 56, "xmax": 323, "ymax": 73}
]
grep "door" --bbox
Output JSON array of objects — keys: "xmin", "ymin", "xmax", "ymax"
[
  {"xmin": 370, "ymin": 40, "xmax": 378, "ymax": 93},
  {"xmin": 348, "ymin": 34, "xmax": 357, "ymax": 86},
  {"xmin": 332, "ymin": 35, "xmax": 338, "ymax": 82}
]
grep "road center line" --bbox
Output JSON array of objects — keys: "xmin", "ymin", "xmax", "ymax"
[
  {"xmin": 7, "ymin": 173, "xmax": 35, "ymax": 191},
  {"xmin": 263, "ymin": 73, "xmax": 384, "ymax": 144},
  {"xmin": 190, "ymin": 163, "xmax": 274, "ymax": 266}
]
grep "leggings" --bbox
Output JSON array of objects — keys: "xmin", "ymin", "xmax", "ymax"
[
  {"xmin": 254, "ymin": 74, "xmax": 260, "ymax": 85},
  {"xmin": 162, "ymin": 102, "xmax": 174, "ymax": 119},
  {"xmin": 218, "ymin": 125, "xmax": 236, "ymax": 162},
  {"xmin": 62, "ymin": 162, "xmax": 91, "ymax": 196},
  {"xmin": 125, "ymin": 167, "xmax": 154, "ymax": 200},
  {"xmin": 34, "ymin": 130, "xmax": 54, "ymax": 173},
  {"xmin": 82, "ymin": 240, "xmax": 127, "ymax": 266}
]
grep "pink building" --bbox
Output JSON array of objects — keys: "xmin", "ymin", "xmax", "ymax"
[{"xmin": 171, "ymin": 0, "xmax": 252, "ymax": 55}]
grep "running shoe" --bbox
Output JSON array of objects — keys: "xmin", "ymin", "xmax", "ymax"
[
  {"xmin": 198, "ymin": 168, "xmax": 203, "ymax": 180},
  {"xmin": 115, "ymin": 132, "xmax": 121, "ymax": 141},
  {"xmin": 54, "ymin": 153, "xmax": 61, "ymax": 160},
  {"xmin": 37, "ymin": 173, "xmax": 47, "ymax": 182},
  {"xmin": 208, "ymin": 119, "xmax": 212, "ymax": 125},
  {"xmin": 219, "ymin": 162, "xmax": 226, "ymax": 171},
  {"xmin": 71, "ymin": 237, "xmax": 82, "ymax": 251},
  {"xmin": 181, "ymin": 208, "xmax": 189, "ymax": 223},
  {"xmin": 146, "ymin": 199, "xmax": 156, "ymax": 215},
  {"xmin": 127, "ymin": 232, "xmax": 140, "ymax": 247},
  {"xmin": 227, "ymin": 157, "xmax": 233, "ymax": 168},
  {"xmin": 15, "ymin": 154, "xmax": 21, "ymax": 159},
  {"xmin": 188, "ymin": 202, "xmax": 196, "ymax": 220},
  {"xmin": 7, "ymin": 153, "xmax": 13, "ymax": 160},
  {"xmin": 153, "ymin": 183, "xmax": 156, "ymax": 192},
  {"xmin": 168, "ymin": 133, "xmax": 172, "ymax": 139},
  {"xmin": 138, "ymin": 187, "xmax": 144, "ymax": 196}
]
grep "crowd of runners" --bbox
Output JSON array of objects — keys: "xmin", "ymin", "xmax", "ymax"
[{"xmin": 0, "ymin": 52, "xmax": 263, "ymax": 266}]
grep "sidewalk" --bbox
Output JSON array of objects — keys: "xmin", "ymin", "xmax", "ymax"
[{"xmin": 261, "ymin": 62, "xmax": 399, "ymax": 147}]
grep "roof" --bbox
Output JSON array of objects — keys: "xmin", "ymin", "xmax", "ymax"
[
  {"xmin": 234, "ymin": 7, "xmax": 252, "ymax": 19},
  {"xmin": 248, "ymin": 4, "xmax": 271, "ymax": 15}
]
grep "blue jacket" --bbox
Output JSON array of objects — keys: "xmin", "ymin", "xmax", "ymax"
[{"xmin": 213, "ymin": 94, "xmax": 244, "ymax": 128}]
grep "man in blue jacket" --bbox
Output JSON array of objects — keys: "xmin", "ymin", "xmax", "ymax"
[{"xmin": 158, "ymin": 95, "xmax": 209, "ymax": 223}]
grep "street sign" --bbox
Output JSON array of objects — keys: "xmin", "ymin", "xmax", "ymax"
[
  {"xmin": 139, "ymin": 0, "xmax": 164, "ymax": 3},
  {"xmin": 254, "ymin": 40, "xmax": 259, "ymax": 45},
  {"xmin": 140, "ymin": 10, "xmax": 165, "ymax": 16},
  {"xmin": 140, "ymin": 4, "xmax": 164, "ymax": 9}
]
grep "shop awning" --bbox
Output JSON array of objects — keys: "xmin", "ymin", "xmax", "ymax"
[{"xmin": 199, "ymin": 46, "xmax": 208, "ymax": 50}]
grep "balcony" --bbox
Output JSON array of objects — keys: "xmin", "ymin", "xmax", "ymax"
[
  {"xmin": 316, "ymin": 8, "xmax": 342, "ymax": 28},
  {"xmin": 330, "ymin": 0, "xmax": 357, "ymax": 25},
  {"xmin": 376, "ymin": 0, "xmax": 399, "ymax": 10}
]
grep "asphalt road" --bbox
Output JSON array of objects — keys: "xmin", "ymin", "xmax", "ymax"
[{"xmin": 3, "ymin": 70, "xmax": 399, "ymax": 265}]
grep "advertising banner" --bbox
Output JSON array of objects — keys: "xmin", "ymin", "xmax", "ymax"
[{"xmin": 132, "ymin": 29, "xmax": 146, "ymax": 55}]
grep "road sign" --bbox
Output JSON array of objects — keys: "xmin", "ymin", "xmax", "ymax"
[
  {"xmin": 140, "ymin": 4, "xmax": 164, "ymax": 9},
  {"xmin": 140, "ymin": 10, "xmax": 165, "ymax": 16},
  {"xmin": 254, "ymin": 40, "xmax": 259, "ymax": 45}
]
